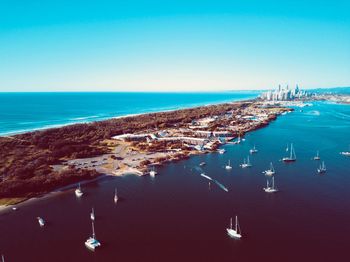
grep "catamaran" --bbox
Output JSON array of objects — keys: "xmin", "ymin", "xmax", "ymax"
[
  {"xmin": 226, "ymin": 216, "xmax": 242, "ymax": 239},
  {"xmin": 90, "ymin": 208, "xmax": 95, "ymax": 221},
  {"xmin": 85, "ymin": 221, "xmax": 101, "ymax": 251},
  {"xmin": 225, "ymin": 160, "xmax": 232, "ymax": 170},
  {"xmin": 314, "ymin": 151, "xmax": 320, "ymax": 160},
  {"xmin": 37, "ymin": 217, "xmax": 45, "ymax": 227},
  {"xmin": 249, "ymin": 145, "xmax": 258, "ymax": 154},
  {"xmin": 263, "ymin": 177, "xmax": 278, "ymax": 193},
  {"xmin": 240, "ymin": 156, "xmax": 252, "ymax": 168},
  {"xmin": 75, "ymin": 183, "xmax": 83, "ymax": 197},
  {"xmin": 317, "ymin": 161, "xmax": 326, "ymax": 174},
  {"xmin": 263, "ymin": 162, "xmax": 275, "ymax": 176},
  {"xmin": 282, "ymin": 143, "xmax": 296, "ymax": 162},
  {"xmin": 114, "ymin": 188, "xmax": 118, "ymax": 203}
]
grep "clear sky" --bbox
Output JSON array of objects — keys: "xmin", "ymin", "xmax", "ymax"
[{"xmin": 0, "ymin": 0, "xmax": 349, "ymax": 92}]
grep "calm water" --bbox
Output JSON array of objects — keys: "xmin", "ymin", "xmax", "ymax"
[
  {"xmin": 0, "ymin": 92, "xmax": 258, "ymax": 135},
  {"xmin": 0, "ymin": 101, "xmax": 350, "ymax": 262}
]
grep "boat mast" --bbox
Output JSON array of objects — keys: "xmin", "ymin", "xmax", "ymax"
[
  {"xmin": 92, "ymin": 221, "xmax": 96, "ymax": 239},
  {"xmin": 1, "ymin": 254, "xmax": 4, "ymax": 262},
  {"xmin": 235, "ymin": 216, "xmax": 238, "ymax": 232},
  {"xmin": 230, "ymin": 217, "xmax": 233, "ymax": 230},
  {"xmin": 272, "ymin": 177, "xmax": 275, "ymax": 189}
]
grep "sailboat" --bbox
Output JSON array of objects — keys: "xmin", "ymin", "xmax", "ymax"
[
  {"xmin": 263, "ymin": 177, "xmax": 278, "ymax": 193},
  {"xmin": 218, "ymin": 149, "xmax": 226, "ymax": 154},
  {"xmin": 314, "ymin": 151, "xmax": 320, "ymax": 160},
  {"xmin": 37, "ymin": 217, "xmax": 45, "ymax": 227},
  {"xmin": 282, "ymin": 143, "xmax": 296, "ymax": 162},
  {"xmin": 263, "ymin": 162, "xmax": 275, "ymax": 176},
  {"xmin": 85, "ymin": 221, "xmax": 101, "ymax": 251},
  {"xmin": 114, "ymin": 188, "xmax": 118, "ymax": 203},
  {"xmin": 149, "ymin": 166, "xmax": 157, "ymax": 177},
  {"xmin": 226, "ymin": 216, "xmax": 242, "ymax": 239},
  {"xmin": 240, "ymin": 156, "xmax": 252, "ymax": 168},
  {"xmin": 90, "ymin": 208, "xmax": 95, "ymax": 221},
  {"xmin": 225, "ymin": 160, "xmax": 232, "ymax": 170},
  {"xmin": 249, "ymin": 145, "xmax": 258, "ymax": 154},
  {"xmin": 75, "ymin": 183, "xmax": 83, "ymax": 197},
  {"xmin": 317, "ymin": 161, "xmax": 326, "ymax": 174}
]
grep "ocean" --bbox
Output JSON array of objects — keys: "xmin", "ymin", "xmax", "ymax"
[
  {"xmin": 0, "ymin": 100, "xmax": 349, "ymax": 261},
  {"xmin": 0, "ymin": 92, "xmax": 259, "ymax": 136}
]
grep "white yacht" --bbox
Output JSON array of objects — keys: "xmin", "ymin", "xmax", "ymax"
[
  {"xmin": 314, "ymin": 151, "xmax": 320, "ymax": 160},
  {"xmin": 317, "ymin": 161, "xmax": 326, "ymax": 174},
  {"xmin": 37, "ymin": 217, "xmax": 45, "ymax": 227},
  {"xmin": 225, "ymin": 160, "xmax": 232, "ymax": 170},
  {"xmin": 114, "ymin": 188, "xmax": 118, "ymax": 203},
  {"xmin": 282, "ymin": 143, "xmax": 296, "ymax": 162},
  {"xmin": 218, "ymin": 149, "xmax": 226, "ymax": 154},
  {"xmin": 263, "ymin": 177, "xmax": 278, "ymax": 193},
  {"xmin": 249, "ymin": 145, "xmax": 258, "ymax": 154},
  {"xmin": 90, "ymin": 208, "xmax": 95, "ymax": 221},
  {"xmin": 149, "ymin": 166, "xmax": 157, "ymax": 177},
  {"xmin": 85, "ymin": 221, "xmax": 101, "ymax": 251},
  {"xmin": 75, "ymin": 183, "xmax": 83, "ymax": 198},
  {"xmin": 240, "ymin": 156, "xmax": 252, "ymax": 168},
  {"xmin": 226, "ymin": 216, "xmax": 242, "ymax": 239}
]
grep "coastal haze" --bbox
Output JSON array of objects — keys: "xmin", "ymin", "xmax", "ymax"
[{"xmin": 0, "ymin": 100, "xmax": 349, "ymax": 261}]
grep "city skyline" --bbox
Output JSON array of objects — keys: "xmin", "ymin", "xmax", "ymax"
[{"xmin": 0, "ymin": 1, "xmax": 349, "ymax": 92}]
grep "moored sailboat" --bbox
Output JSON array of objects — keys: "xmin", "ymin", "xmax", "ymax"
[
  {"xmin": 75, "ymin": 183, "xmax": 83, "ymax": 197},
  {"xmin": 226, "ymin": 216, "xmax": 242, "ymax": 239},
  {"xmin": 263, "ymin": 177, "xmax": 278, "ymax": 193},
  {"xmin": 240, "ymin": 156, "xmax": 252, "ymax": 168},
  {"xmin": 249, "ymin": 145, "xmax": 258, "ymax": 154},
  {"xmin": 225, "ymin": 160, "xmax": 232, "ymax": 170},
  {"xmin": 282, "ymin": 143, "xmax": 296, "ymax": 162},
  {"xmin": 85, "ymin": 221, "xmax": 101, "ymax": 251},
  {"xmin": 317, "ymin": 161, "xmax": 326, "ymax": 174},
  {"xmin": 314, "ymin": 151, "xmax": 320, "ymax": 160},
  {"xmin": 263, "ymin": 162, "xmax": 275, "ymax": 176},
  {"xmin": 114, "ymin": 188, "xmax": 118, "ymax": 203}
]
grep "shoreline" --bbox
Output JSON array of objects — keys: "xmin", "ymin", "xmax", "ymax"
[
  {"xmin": 0, "ymin": 96, "xmax": 258, "ymax": 137},
  {"xmin": 0, "ymin": 98, "xmax": 291, "ymax": 208}
]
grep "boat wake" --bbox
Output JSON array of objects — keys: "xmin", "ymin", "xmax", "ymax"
[{"xmin": 200, "ymin": 173, "xmax": 228, "ymax": 192}]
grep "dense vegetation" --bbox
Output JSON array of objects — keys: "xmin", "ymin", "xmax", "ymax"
[{"xmin": 0, "ymin": 102, "xmax": 250, "ymax": 198}]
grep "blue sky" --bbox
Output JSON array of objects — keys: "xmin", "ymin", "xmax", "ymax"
[{"xmin": 0, "ymin": 0, "xmax": 349, "ymax": 91}]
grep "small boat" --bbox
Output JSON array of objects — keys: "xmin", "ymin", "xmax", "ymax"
[
  {"xmin": 249, "ymin": 145, "xmax": 258, "ymax": 154},
  {"xmin": 240, "ymin": 156, "xmax": 252, "ymax": 168},
  {"xmin": 263, "ymin": 162, "xmax": 275, "ymax": 176},
  {"xmin": 282, "ymin": 143, "xmax": 296, "ymax": 162},
  {"xmin": 149, "ymin": 166, "xmax": 157, "ymax": 177},
  {"xmin": 226, "ymin": 216, "xmax": 242, "ymax": 239},
  {"xmin": 314, "ymin": 151, "xmax": 320, "ymax": 160},
  {"xmin": 37, "ymin": 217, "xmax": 45, "ymax": 227},
  {"xmin": 218, "ymin": 149, "xmax": 226, "ymax": 154},
  {"xmin": 317, "ymin": 161, "xmax": 326, "ymax": 174},
  {"xmin": 199, "ymin": 162, "xmax": 206, "ymax": 166},
  {"xmin": 340, "ymin": 149, "xmax": 350, "ymax": 156},
  {"xmin": 263, "ymin": 177, "xmax": 278, "ymax": 193},
  {"xmin": 225, "ymin": 160, "xmax": 232, "ymax": 170},
  {"xmin": 75, "ymin": 183, "xmax": 83, "ymax": 197},
  {"xmin": 340, "ymin": 145, "xmax": 350, "ymax": 156},
  {"xmin": 85, "ymin": 221, "xmax": 101, "ymax": 251},
  {"xmin": 90, "ymin": 208, "xmax": 95, "ymax": 221},
  {"xmin": 12, "ymin": 207, "xmax": 17, "ymax": 211},
  {"xmin": 114, "ymin": 188, "xmax": 118, "ymax": 203}
]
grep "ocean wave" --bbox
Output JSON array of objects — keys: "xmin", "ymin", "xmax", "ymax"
[
  {"xmin": 70, "ymin": 115, "xmax": 100, "ymax": 121},
  {"xmin": 306, "ymin": 110, "xmax": 320, "ymax": 116}
]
